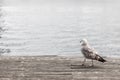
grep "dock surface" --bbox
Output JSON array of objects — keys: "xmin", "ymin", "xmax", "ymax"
[{"xmin": 0, "ymin": 56, "xmax": 120, "ymax": 80}]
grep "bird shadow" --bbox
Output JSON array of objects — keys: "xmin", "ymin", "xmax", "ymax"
[{"xmin": 70, "ymin": 64, "xmax": 103, "ymax": 69}]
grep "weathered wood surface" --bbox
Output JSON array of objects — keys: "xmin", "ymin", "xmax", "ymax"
[{"xmin": 0, "ymin": 56, "xmax": 120, "ymax": 80}]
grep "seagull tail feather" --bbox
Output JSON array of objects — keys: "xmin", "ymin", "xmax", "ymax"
[
  {"xmin": 98, "ymin": 56, "xmax": 106, "ymax": 63},
  {"xmin": 95, "ymin": 55, "xmax": 107, "ymax": 63}
]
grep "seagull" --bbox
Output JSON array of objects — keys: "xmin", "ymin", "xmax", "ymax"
[{"xmin": 80, "ymin": 39, "xmax": 106, "ymax": 66}]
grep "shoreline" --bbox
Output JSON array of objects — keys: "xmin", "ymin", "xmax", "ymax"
[{"xmin": 1, "ymin": 54, "xmax": 120, "ymax": 59}]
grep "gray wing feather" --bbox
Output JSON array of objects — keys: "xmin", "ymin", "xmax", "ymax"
[
  {"xmin": 81, "ymin": 47, "xmax": 96, "ymax": 59},
  {"xmin": 81, "ymin": 46, "xmax": 106, "ymax": 62}
]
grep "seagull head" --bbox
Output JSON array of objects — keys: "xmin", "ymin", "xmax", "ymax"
[{"xmin": 80, "ymin": 39, "xmax": 88, "ymax": 46}]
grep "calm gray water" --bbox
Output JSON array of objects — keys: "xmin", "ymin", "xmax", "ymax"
[{"xmin": 0, "ymin": 0, "xmax": 120, "ymax": 57}]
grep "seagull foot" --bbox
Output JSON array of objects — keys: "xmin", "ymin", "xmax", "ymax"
[{"xmin": 81, "ymin": 64, "xmax": 85, "ymax": 66}]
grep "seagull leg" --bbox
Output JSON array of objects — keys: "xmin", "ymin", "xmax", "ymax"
[
  {"xmin": 82, "ymin": 58, "xmax": 86, "ymax": 66},
  {"xmin": 91, "ymin": 59, "xmax": 94, "ymax": 66}
]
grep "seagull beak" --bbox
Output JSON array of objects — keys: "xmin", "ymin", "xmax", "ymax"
[{"xmin": 80, "ymin": 40, "xmax": 82, "ymax": 43}]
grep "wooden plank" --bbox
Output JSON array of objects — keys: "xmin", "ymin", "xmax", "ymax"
[{"xmin": 0, "ymin": 56, "xmax": 119, "ymax": 80}]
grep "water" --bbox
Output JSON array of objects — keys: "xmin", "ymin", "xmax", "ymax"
[{"xmin": 0, "ymin": 0, "xmax": 120, "ymax": 57}]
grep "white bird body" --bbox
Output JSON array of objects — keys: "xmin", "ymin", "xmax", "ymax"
[{"xmin": 81, "ymin": 45, "xmax": 97, "ymax": 59}]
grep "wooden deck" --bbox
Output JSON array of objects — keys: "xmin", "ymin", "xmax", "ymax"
[{"xmin": 0, "ymin": 56, "xmax": 120, "ymax": 80}]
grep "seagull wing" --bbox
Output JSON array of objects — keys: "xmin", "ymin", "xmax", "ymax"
[
  {"xmin": 81, "ymin": 47, "xmax": 106, "ymax": 62},
  {"xmin": 81, "ymin": 46, "xmax": 94, "ymax": 58}
]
